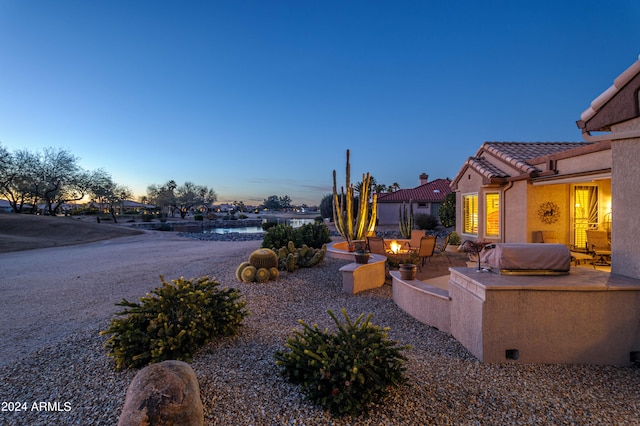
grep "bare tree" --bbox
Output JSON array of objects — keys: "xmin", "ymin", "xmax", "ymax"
[
  {"xmin": 0, "ymin": 149, "xmax": 42, "ymax": 213},
  {"xmin": 175, "ymin": 181, "xmax": 217, "ymax": 218},
  {"xmin": 147, "ymin": 180, "xmax": 217, "ymax": 219},
  {"xmin": 89, "ymin": 169, "xmax": 117, "ymax": 213},
  {"xmin": 147, "ymin": 180, "xmax": 177, "ymax": 217},
  {"xmin": 39, "ymin": 148, "xmax": 86, "ymax": 215}
]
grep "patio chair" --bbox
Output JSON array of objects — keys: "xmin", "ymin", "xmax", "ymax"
[
  {"xmin": 537, "ymin": 230, "xmax": 560, "ymax": 244},
  {"xmin": 586, "ymin": 230, "xmax": 611, "ymax": 267},
  {"xmin": 408, "ymin": 229, "xmax": 426, "ymax": 252},
  {"xmin": 417, "ymin": 235, "xmax": 437, "ymax": 269},
  {"xmin": 434, "ymin": 233, "xmax": 451, "ymax": 265},
  {"xmin": 366, "ymin": 236, "xmax": 387, "ymax": 256}
]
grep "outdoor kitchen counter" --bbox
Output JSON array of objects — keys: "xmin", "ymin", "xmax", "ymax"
[
  {"xmin": 448, "ymin": 267, "xmax": 640, "ymax": 365},
  {"xmin": 448, "ymin": 266, "xmax": 640, "ymax": 294}
]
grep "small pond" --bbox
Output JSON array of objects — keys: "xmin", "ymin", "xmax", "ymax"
[{"xmin": 203, "ymin": 218, "xmax": 316, "ymax": 234}]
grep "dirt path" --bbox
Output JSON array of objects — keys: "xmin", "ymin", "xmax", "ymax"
[{"xmin": 0, "ymin": 231, "xmax": 261, "ymax": 367}]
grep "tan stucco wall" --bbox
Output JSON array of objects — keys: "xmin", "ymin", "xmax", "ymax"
[
  {"xmin": 376, "ymin": 202, "xmax": 434, "ymax": 226},
  {"xmin": 449, "ymin": 268, "xmax": 640, "ymax": 365},
  {"xmin": 611, "ymin": 138, "xmax": 640, "ymax": 279},
  {"xmin": 526, "ymin": 184, "xmax": 570, "ymax": 244},
  {"xmin": 502, "ymin": 181, "xmax": 528, "ymax": 243},
  {"xmin": 609, "ymin": 117, "xmax": 640, "ymax": 279},
  {"xmin": 554, "ymin": 149, "xmax": 612, "ymax": 174}
]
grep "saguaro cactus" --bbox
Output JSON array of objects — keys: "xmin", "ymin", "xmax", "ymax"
[{"xmin": 332, "ymin": 149, "xmax": 378, "ymax": 246}]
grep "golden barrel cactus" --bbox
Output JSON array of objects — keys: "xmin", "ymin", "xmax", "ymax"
[{"xmin": 249, "ymin": 248, "xmax": 279, "ymax": 269}]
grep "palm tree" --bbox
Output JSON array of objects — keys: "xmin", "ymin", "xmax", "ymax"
[
  {"xmin": 354, "ymin": 176, "xmax": 378, "ymax": 199},
  {"xmin": 374, "ymin": 183, "xmax": 387, "ymax": 193}
]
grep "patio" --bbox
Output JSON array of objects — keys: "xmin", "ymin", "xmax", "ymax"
[{"xmin": 327, "ymin": 237, "xmax": 640, "ymax": 365}]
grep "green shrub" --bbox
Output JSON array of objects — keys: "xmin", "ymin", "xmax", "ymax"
[
  {"xmin": 101, "ymin": 275, "xmax": 248, "ymax": 370},
  {"xmin": 262, "ymin": 221, "xmax": 279, "ymax": 231},
  {"xmin": 141, "ymin": 213, "xmax": 155, "ymax": 222},
  {"xmin": 238, "ymin": 213, "xmax": 248, "ymax": 219},
  {"xmin": 448, "ymin": 231, "xmax": 461, "ymax": 246},
  {"xmin": 262, "ymin": 224, "xmax": 297, "ymax": 249},
  {"xmin": 439, "ymin": 192, "xmax": 456, "ymax": 228},
  {"xmin": 274, "ymin": 309, "xmax": 410, "ymax": 417},
  {"xmin": 294, "ymin": 222, "xmax": 331, "ymax": 248},
  {"xmin": 415, "ymin": 213, "xmax": 439, "ymax": 230},
  {"xmin": 263, "ymin": 223, "xmax": 331, "ymax": 250},
  {"xmin": 194, "ymin": 214, "xmax": 204, "ymax": 221}
]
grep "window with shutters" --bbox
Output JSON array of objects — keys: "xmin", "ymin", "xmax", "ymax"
[
  {"xmin": 485, "ymin": 193, "xmax": 500, "ymax": 237},
  {"xmin": 462, "ymin": 193, "xmax": 478, "ymax": 235}
]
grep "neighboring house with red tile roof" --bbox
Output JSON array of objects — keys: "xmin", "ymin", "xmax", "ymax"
[
  {"xmin": 450, "ymin": 140, "xmax": 612, "ymax": 249},
  {"xmin": 376, "ymin": 174, "xmax": 452, "ymax": 226}
]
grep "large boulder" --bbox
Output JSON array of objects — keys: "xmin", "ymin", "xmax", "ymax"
[{"xmin": 118, "ymin": 360, "xmax": 204, "ymax": 426}]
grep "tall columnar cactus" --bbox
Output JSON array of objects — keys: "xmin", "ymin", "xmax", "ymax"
[
  {"xmin": 399, "ymin": 200, "xmax": 414, "ymax": 239},
  {"xmin": 332, "ymin": 149, "xmax": 378, "ymax": 245}
]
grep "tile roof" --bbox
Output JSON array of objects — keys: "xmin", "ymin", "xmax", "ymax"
[
  {"xmin": 479, "ymin": 142, "xmax": 587, "ymax": 175},
  {"xmin": 465, "ymin": 157, "xmax": 510, "ymax": 180},
  {"xmin": 377, "ymin": 178, "xmax": 451, "ymax": 203},
  {"xmin": 452, "ymin": 141, "xmax": 591, "ymax": 188},
  {"xmin": 579, "ymin": 55, "xmax": 640, "ymax": 124}
]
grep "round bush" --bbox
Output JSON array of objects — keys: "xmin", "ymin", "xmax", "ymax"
[
  {"xmin": 262, "ymin": 224, "xmax": 297, "ymax": 249},
  {"xmin": 275, "ymin": 308, "xmax": 410, "ymax": 416},
  {"xmin": 415, "ymin": 213, "xmax": 439, "ymax": 230},
  {"xmin": 101, "ymin": 275, "xmax": 248, "ymax": 370}
]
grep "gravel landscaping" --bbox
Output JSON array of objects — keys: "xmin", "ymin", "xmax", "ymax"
[{"xmin": 1, "ymin": 234, "xmax": 640, "ymax": 425}]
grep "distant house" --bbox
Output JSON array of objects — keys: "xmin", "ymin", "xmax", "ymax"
[
  {"xmin": 450, "ymin": 141, "xmax": 611, "ymax": 247},
  {"xmin": 216, "ymin": 203, "xmax": 235, "ymax": 213},
  {"xmin": 376, "ymin": 174, "xmax": 452, "ymax": 226}
]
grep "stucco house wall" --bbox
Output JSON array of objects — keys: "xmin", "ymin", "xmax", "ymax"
[
  {"xmin": 452, "ymin": 141, "xmax": 612, "ymax": 247},
  {"xmin": 611, "ymin": 118, "xmax": 640, "ymax": 278},
  {"xmin": 503, "ymin": 180, "xmax": 529, "ymax": 243},
  {"xmin": 377, "ymin": 201, "xmax": 436, "ymax": 226},
  {"xmin": 526, "ymin": 183, "xmax": 569, "ymax": 243}
]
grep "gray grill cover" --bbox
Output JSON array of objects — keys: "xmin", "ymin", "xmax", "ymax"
[{"xmin": 480, "ymin": 243, "xmax": 571, "ymax": 274}]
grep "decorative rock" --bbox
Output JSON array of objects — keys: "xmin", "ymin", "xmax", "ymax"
[{"xmin": 118, "ymin": 360, "xmax": 204, "ymax": 426}]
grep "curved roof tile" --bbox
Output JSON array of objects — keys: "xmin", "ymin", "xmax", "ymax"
[{"xmin": 377, "ymin": 178, "xmax": 451, "ymax": 203}]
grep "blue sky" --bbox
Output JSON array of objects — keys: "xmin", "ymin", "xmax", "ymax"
[{"xmin": 1, "ymin": 1, "xmax": 638, "ymax": 206}]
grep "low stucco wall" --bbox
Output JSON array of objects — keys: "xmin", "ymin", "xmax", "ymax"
[
  {"xmin": 449, "ymin": 267, "xmax": 640, "ymax": 365},
  {"xmin": 391, "ymin": 271, "xmax": 451, "ymax": 333},
  {"xmin": 340, "ymin": 254, "xmax": 387, "ymax": 294}
]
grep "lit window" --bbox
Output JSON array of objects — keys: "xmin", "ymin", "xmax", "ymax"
[
  {"xmin": 485, "ymin": 193, "xmax": 500, "ymax": 237},
  {"xmin": 462, "ymin": 194, "xmax": 478, "ymax": 235}
]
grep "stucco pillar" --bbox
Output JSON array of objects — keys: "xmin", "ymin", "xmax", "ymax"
[{"xmin": 611, "ymin": 139, "xmax": 640, "ymax": 279}]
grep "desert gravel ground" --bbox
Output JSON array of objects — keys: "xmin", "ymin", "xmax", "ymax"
[{"xmin": 1, "ymin": 216, "xmax": 640, "ymax": 425}]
